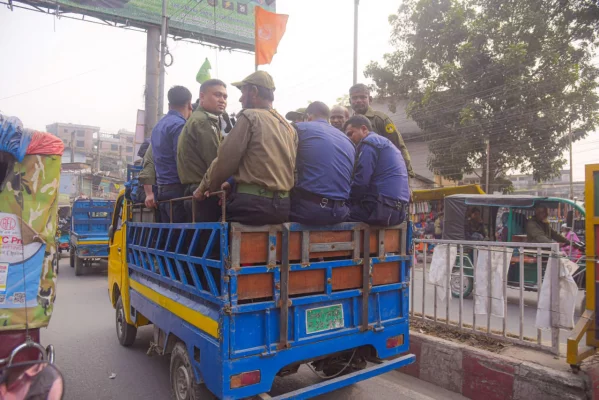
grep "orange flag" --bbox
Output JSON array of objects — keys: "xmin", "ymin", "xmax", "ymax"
[{"xmin": 255, "ymin": 6, "xmax": 289, "ymax": 66}]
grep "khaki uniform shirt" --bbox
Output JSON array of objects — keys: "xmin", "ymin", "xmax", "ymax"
[
  {"xmin": 177, "ymin": 107, "xmax": 222, "ymax": 185},
  {"xmin": 138, "ymin": 145, "xmax": 156, "ymax": 186},
  {"xmin": 199, "ymin": 108, "xmax": 298, "ymax": 193},
  {"xmin": 363, "ymin": 106, "xmax": 415, "ymax": 178},
  {"xmin": 526, "ymin": 219, "xmax": 569, "ymax": 244}
]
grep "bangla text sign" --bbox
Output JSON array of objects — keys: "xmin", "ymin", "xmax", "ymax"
[{"xmin": 19, "ymin": 0, "xmax": 276, "ymax": 50}]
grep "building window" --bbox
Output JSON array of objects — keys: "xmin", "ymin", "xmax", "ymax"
[
  {"xmin": 111, "ymin": 144, "xmax": 119, "ymax": 151},
  {"xmin": 126, "ymin": 146, "xmax": 133, "ymax": 153},
  {"xmin": 126, "ymin": 156, "xmax": 133, "ymax": 162},
  {"xmin": 77, "ymin": 130, "xmax": 85, "ymax": 137},
  {"xmin": 127, "ymin": 137, "xmax": 133, "ymax": 143},
  {"xmin": 76, "ymin": 140, "xmax": 85, "ymax": 148}
]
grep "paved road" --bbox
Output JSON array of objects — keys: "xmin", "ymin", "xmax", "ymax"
[
  {"xmin": 410, "ymin": 265, "xmax": 585, "ymax": 345},
  {"xmin": 43, "ymin": 255, "xmax": 466, "ymax": 400}
]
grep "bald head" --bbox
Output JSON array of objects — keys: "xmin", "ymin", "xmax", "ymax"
[{"xmin": 330, "ymin": 105, "xmax": 350, "ymax": 131}]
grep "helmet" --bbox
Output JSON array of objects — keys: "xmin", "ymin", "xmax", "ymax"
[{"xmin": 561, "ymin": 223, "xmax": 569, "ymax": 230}]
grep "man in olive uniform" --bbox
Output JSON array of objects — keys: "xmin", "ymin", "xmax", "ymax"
[
  {"xmin": 194, "ymin": 71, "xmax": 297, "ymax": 225},
  {"xmin": 285, "ymin": 107, "xmax": 306, "ymax": 124},
  {"xmin": 177, "ymin": 79, "xmax": 228, "ymax": 222},
  {"xmin": 349, "ymin": 83, "xmax": 415, "ymax": 178},
  {"xmin": 526, "ymin": 205, "xmax": 570, "ymax": 244}
]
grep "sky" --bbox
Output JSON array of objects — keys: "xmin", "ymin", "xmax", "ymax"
[{"xmin": 0, "ymin": 0, "xmax": 597, "ymax": 181}]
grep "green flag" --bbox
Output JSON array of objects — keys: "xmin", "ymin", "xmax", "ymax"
[{"xmin": 196, "ymin": 58, "xmax": 212, "ymax": 84}]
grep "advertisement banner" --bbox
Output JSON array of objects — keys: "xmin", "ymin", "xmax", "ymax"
[{"xmin": 20, "ymin": 0, "xmax": 276, "ymax": 50}]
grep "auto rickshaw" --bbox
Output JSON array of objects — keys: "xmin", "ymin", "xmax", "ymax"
[
  {"xmin": 442, "ymin": 194, "xmax": 586, "ymax": 298},
  {"xmin": 0, "ymin": 114, "xmax": 65, "ymax": 398}
]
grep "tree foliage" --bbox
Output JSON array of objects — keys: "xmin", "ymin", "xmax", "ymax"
[{"xmin": 365, "ymin": 0, "xmax": 599, "ymax": 191}]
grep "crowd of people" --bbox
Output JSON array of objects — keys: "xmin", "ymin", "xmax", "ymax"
[{"xmin": 137, "ymin": 71, "xmax": 412, "ymax": 227}]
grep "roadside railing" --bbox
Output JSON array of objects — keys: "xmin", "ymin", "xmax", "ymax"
[{"xmin": 411, "ymin": 239, "xmax": 565, "ymax": 355}]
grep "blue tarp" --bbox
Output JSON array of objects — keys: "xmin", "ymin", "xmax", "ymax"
[{"xmin": 0, "ymin": 114, "xmax": 32, "ymax": 162}]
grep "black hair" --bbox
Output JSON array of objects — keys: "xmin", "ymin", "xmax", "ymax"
[
  {"xmin": 349, "ymin": 83, "xmax": 370, "ymax": 95},
  {"xmin": 343, "ymin": 115, "xmax": 372, "ymax": 131},
  {"xmin": 471, "ymin": 207, "xmax": 481, "ymax": 214},
  {"xmin": 168, "ymin": 85, "xmax": 192, "ymax": 107},
  {"xmin": 256, "ymin": 86, "xmax": 274, "ymax": 101},
  {"xmin": 306, "ymin": 101, "xmax": 330, "ymax": 119},
  {"xmin": 200, "ymin": 79, "xmax": 227, "ymax": 93}
]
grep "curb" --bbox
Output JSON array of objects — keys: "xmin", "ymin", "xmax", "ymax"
[{"xmin": 404, "ymin": 331, "xmax": 590, "ymax": 399}]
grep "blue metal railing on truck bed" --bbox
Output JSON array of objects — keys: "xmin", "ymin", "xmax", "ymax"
[{"xmin": 126, "ymin": 220, "xmax": 414, "ymax": 399}]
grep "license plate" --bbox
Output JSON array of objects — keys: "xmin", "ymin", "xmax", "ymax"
[{"xmin": 305, "ymin": 304, "xmax": 344, "ymax": 334}]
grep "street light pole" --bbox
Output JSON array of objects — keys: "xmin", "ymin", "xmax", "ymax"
[
  {"xmin": 158, "ymin": 0, "xmax": 168, "ymax": 118},
  {"xmin": 353, "ymin": 0, "xmax": 359, "ymax": 85}
]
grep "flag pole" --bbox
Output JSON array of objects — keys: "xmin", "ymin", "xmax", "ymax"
[{"xmin": 353, "ymin": 0, "xmax": 359, "ymax": 84}]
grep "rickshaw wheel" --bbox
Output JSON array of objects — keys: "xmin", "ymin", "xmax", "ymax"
[{"xmin": 450, "ymin": 267, "xmax": 473, "ymax": 299}]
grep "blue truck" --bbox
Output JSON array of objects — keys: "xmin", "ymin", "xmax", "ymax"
[
  {"xmin": 70, "ymin": 198, "xmax": 114, "ymax": 276},
  {"xmin": 108, "ymin": 193, "xmax": 414, "ymax": 399}
]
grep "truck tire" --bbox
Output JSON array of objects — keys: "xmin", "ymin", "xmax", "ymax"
[
  {"xmin": 70, "ymin": 251, "xmax": 75, "ymax": 268},
  {"xmin": 170, "ymin": 342, "xmax": 208, "ymax": 400},
  {"xmin": 116, "ymin": 297, "xmax": 137, "ymax": 347},
  {"xmin": 75, "ymin": 256, "xmax": 84, "ymax": 276}
]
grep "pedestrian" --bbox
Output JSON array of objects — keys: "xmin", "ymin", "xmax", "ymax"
[
  {"xmin": 290, "ymin": 101, "xmax": 355, "ymax": 225},
  {"xmin": 344, "ymin": 115, "xmax": 409, "ymax": 226},
  {"xmin": 349, "ymin": 83, "xmax": 414, "ymax": 178},
  {"xmin": 177, "ymin": 79, "xmax": 228, "ymax": 222},
  {"xmin": 330, "ymin": 105, "xmax": 350, "ymax": 132},
  {"xmin": 194, "ymin": 71, "xmax": 297, "ymax": 225},
  {"xmin": 434, "ymin": 212, "xmax": 444, "ymax": 239},
  {"xmin": 465, "ymin": 207, "xmax": 487, "ymax": 241},
  {"xmin": 150, "ymin": 85, "xmax": 192, "ymax": 223}
]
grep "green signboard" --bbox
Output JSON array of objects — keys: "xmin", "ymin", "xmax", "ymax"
[
  {"xmin": 306, "ymin": 304, "xmax": 344, "ymax": 335},
  {"xmin": 19, "ymin": 0, "xmax": 276, "ymax": 50}
]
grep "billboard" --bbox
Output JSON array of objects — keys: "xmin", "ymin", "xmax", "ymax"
[{"xmin": 18, "ymin": 0, "xmax": 276, "ymax": 50}]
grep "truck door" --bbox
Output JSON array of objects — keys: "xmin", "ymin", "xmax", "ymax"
[{"xmin": 108, "ymin": 194, "xmax": 126, "ymax": 304}]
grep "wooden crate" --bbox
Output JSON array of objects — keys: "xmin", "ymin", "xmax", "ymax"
[{"xmin": 231, "ymin": 223, "xmax": 407, "ymax": 301}]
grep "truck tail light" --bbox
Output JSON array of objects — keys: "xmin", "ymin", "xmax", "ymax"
[
  {"xmin": 230, "ymin": 370, "xmax": 261, "ymax": 389},
  {"xmin": 386, "ymin": 335, "xmax": 404, "ymax": 349}
]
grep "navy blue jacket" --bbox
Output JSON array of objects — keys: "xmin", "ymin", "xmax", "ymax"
[{"xmin": 151, "ymin": 110, "xmax": 186, "ymax": 186}]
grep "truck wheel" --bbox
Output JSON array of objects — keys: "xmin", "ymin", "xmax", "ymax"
[
  {"xmin": 75, "ymin": 256, "xmax": 84, "ymax": 276},
  {"xmin": 170, "ymin": 342, "xmax": 207, "ymax": 400},
  {"xmin": 116, "ymin": 297, "xmax": 137, "ymax": 347},
  {"xmin": 70, "ymin": 251, "xmax": 75, "ymax": 268},
  {"xmin": 450, "ymin": 267, "xmax": 473, "ymax": 299}
]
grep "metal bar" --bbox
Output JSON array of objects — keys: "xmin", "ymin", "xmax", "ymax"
[
  {"xmin": 378, "ymin": 229, "xmax": 385, "ymax": 258},
  {"xmin": 352, "ymin": 227, "xmax": 360, "ymax": 261},
  {"xmin": 459, "ymin": 244, "xmax": 464, "ymax": 329},
  {"xmin": 410, "ymin": 242, "xmax": 415, "ymax": 318},
  {"xmin": 473, "ymin": 247, "xmax": 478, "ymax": 332},
  {"xmin": 279, "ymin": 224, "xmax": 290, "ymax": 349},
  {"xmin": 362, "ymin": 229, "xmax": 371, "ymax": 330},
  {"xmin": 502, "ymin": 247, "xmax": 507, "ymax": 337},
  {"xmin": 422, "ymin": 249, "xmax": 427, "ymax": 320},
  {"xmin": 446, "ymin": 244, "xmax": 450, "ymax": 325},
  {"xmin": 519, "ymin": 246, "xmax": 525, "ymax": 341},
  {"xmin": 487, "ymin": 245, "xmax": 492, "ymax": 334},
  {"xmin": 536, "ymin": 248, "xmax": 542, "ymax": 344},
  {"xmin": 550, "ymin": 244, "xmax": 560, "ymax": 355},
  {"xmin": 268, "ymin": 227, "xmax": 277, "ymax": 268},
  {"xmin": 414, "ymin": 238, "xmax": 554, "ymax": 250},
  {"xmin": 302, "ymin": 231, "xmax": 310, "ymax": 265},
  {"xmin": 191, "ymin": 198, "xmax": 196, "ymax": 223}
]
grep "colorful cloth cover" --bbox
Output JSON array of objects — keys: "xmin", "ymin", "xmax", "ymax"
[{"xmin": 0, "ymin": 114, "xmax": 64, "ymax": 330}]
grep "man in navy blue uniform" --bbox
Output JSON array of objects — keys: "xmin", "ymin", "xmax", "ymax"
[
  {"xmin": 291, "ymin": 101, "xmax": 355, "ymax": 225},
  {"xmin": 344, "ymin": 115, "xmax": 409, "ymax": 226},
  {"xmin": 150, "ymin": 85, "xmax": 193, "ymax": 223}
]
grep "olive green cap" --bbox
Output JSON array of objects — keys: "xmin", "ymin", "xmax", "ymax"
[
  {"xmin": 285, "ymin": 108, "xmax": 306, "ymax": 121},
  {"xmin": 231, "ymin": 71, "xmax": 276, "ymax": 90}
]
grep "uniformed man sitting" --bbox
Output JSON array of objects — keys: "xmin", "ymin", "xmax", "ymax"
[
  {"xmin": 194, "ymin": 71, "xmax": 297, "ymax": 225},
  {"xmin": 291, "ymin": 101, "xmax": 355, "ymax": 225},
  {"xmin": 344, "ymin": 115, "xmax": 409, "ymax": 226},
  {"xmin": 177, "ymin": 79, "xmax": 228, "ymax": 222},
  {"xmin": 349, "ymin": 83, "xmax": 415, "ymax": 178}
]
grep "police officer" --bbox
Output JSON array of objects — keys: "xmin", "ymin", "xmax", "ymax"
[
  {"xmin": 291, "ymin": 101, "xmax": 355, "ymax": 225},
  {"xmin": 194, "ymin": 71, "xmax": 297, "ymax": 225},
  {"xmin": 349, "ymin": 83, "xmax": 415, "ymax": 178},
  {"xmin": 285, "ymin": 107, "xmax": 307, "ymax": 124},
  {"xmin": 344, "ymin": 115, "xmax": 409, "ymax": 226},
  {"xmin": 177, "ymin": 79, "xmax": 228, "ymax": 222}
]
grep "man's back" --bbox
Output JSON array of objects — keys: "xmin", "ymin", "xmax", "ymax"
[
  {"xmin": 295, "ymin": 120, "xmax": 355, "ymax": 200},
  {"xmin": 353, "ymin": 133, "xmax": 409, "ymax": 202}
]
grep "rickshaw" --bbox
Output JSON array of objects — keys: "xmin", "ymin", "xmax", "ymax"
[
  {"xmin": 0, "ymin": 114, "xmax": 65, "ymax": 398},
  {"xmin": 442, "ymin": 194, "xmax": 586, "ymax": 298}
]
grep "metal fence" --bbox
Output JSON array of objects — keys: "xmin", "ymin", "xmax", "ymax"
[{"xmin": 411, "ymin": 239, "xmax": 564, "ymax": 354}]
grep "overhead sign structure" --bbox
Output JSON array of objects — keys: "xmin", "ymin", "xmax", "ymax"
[{"xmin": 17, "ymin": 0, "xmax": 276, "ymax": 50}]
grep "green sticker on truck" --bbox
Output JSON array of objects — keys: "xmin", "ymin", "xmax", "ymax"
[{"xmin": 305, "ymin": 304, "xmax": 344, "ymax": 334}]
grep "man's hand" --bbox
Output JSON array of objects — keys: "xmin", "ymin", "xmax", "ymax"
[
  {"xmin": 145, "ymin": 192, "xmax": 157, "ymax": 209},
  {"xmin": 221, "ymin": 181, "xmax": 231, "ymax": 194},
  {"xmin": 193, "ymin": 186, "xmax": 207, "ymax": 201}
]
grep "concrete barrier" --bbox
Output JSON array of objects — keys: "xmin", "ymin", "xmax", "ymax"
[{"xmin": 404, "ymin": 332, "xmax": 590, "ymax": 399}]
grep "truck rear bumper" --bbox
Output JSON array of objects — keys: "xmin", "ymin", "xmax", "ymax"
[{"xmin": 260, "ymin": 354, "xmax": 415, "ymax": 400}]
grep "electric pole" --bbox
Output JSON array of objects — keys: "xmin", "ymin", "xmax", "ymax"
[
  {"xmin": 353, "ymin": 0, "xmax": 359, "ymax": 85},
  {"xmin": 485, "ymin": 138, "xmax": 490, "ymax": 193},
  {"xmin": 145, "ymin": 27, "xmax": 160, "ymax": 139},
  {"xmin": 569, "ymin": 121, "xmax": 573, "ymax": 200},
  {"xmin": 158, "ymin": 0, "xmax": 169, "ymax": 117}
]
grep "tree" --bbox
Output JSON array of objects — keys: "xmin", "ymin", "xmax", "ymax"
[
  {"xmin": 365, "ymin": 0, "xmax": 599, "ymax": 191},
  {"xmin": 336, "ymin": 94, "xmax": 351, "ymax": 108}
]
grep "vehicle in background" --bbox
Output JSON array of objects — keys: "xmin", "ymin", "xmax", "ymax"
[{"xmin": 70, "ymin": 199, "xmax": 114, "ymax": 276}]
